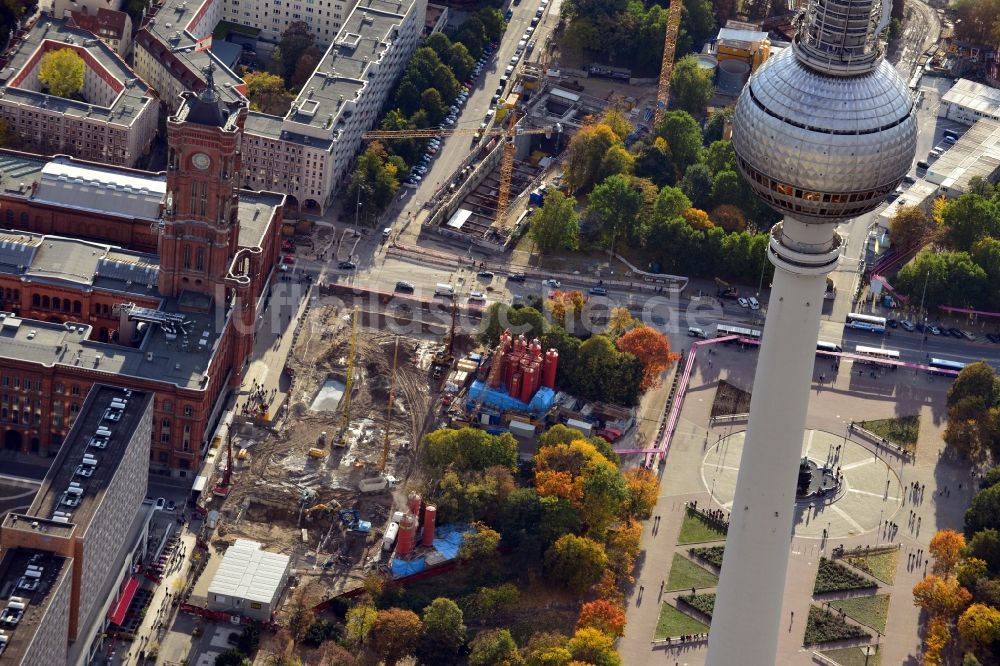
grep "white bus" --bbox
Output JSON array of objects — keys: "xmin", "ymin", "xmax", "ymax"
[
  {"xmin": 928, "ymin": 358, "xmax": 966, "ymax": 376},
  {"xmin": 854, "ymin": 345, "xmax": 900, "ymax": 368},
  {"xmin": 816, "ymin": 340, "xmax": 843, "ymax": 354},
  {"xmin": 846, "ymin": 313, "xmax": 887, "ymax": 333}
]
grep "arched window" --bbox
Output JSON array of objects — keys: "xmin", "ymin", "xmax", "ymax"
[
  {"xmin": 32, "ymin": 294, "xmax": 40, "ymax": 307},
  {"xmin": 73, "ymin": 301, "xmax": 81, "ymax": 314},
  {"xmin": 41, "ymin": 296, "xmax": 50, "ymax": 309}
]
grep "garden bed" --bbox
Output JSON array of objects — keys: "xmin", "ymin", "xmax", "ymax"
[
  {"xmin": 804, "ymin": 605, "xmax": 872, "ymax": 645},
  {"xmin": 857, "ymin": 416, "xmax": 919, "ymax": 452},
  {"xmin": 689, "ymin": 545, "xmax": 725, "ymax": 569},
  {"xmin": 820, "ymin": 646, "xmax": 881, "ymax": 666},
  {"xmin": 677, "ymin": 592, "xmax": 715, "ymax": 618},
  {"xmin": 841, "ymin": 548, "xmax": 899, "ymax": 585},
  {"xmin": 710, "ymin": 380, "xmax": 752, "ymax": 418},
  {"xmin": 654, "ymin": 603, "xmax": 709, "ymax": 639},
  {"xmin": 827, "ymin": 595, "xmax": 891, "ymax": 633},
  {"xmin": 665, "ymin": 555, "xmax": 718, "ymax": 592},
  {"xmin": 814, "ymin": 557, "xmax": 878, "ymax": 594}
]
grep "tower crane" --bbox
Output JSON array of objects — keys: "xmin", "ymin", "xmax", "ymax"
[
  {"xmin": 380, "ymin": 336, "xmax": 399, "ymax": 472},
  {"xmin": 362, "ymin": 115, "xmax": 561, "ymax": 230},
  {"xmin": 654, "ymin": 0, "xmax": 685, "ymax": 127},
  {"xmin": 338, "ymin": 305, "xmax": 359, "ymax": 445}
]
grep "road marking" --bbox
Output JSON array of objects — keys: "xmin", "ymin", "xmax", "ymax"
[
  {"xmin": 804, "ymin": 430, "xmax": 815, "ymax": 456},
  {"xmin": 830, "ymin": 503, "xmax": 865, "ymax": 532},
  {"xmin": 842, "ymin": 458, "xmax": 876, "ymax": 471},
  {"xmin": 848, "ymin": 488, "xmax": 899, "ymax": 501}
]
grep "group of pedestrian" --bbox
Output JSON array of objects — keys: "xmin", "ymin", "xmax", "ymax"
[{"xmin": 241, "ymin": 380, "xmax": 276, "ymax": 417}]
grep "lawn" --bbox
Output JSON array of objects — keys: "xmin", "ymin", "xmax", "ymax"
[
  {"xmin": 814, "ymin": 557, "xmax": 878, "ymax": 594},
  {"xmin": 677, "ymin": 509, "xmax": 728, "ymax": 545},
  {"xmin": 827, "ymin": 595, "xmax": 891, "ymax": 633},
  {"xmin": 689, "ymin": 545, "xmax": 725, "ymax": 569},
  {"xmin": 842, "ymin": 548, "xmax": 899, "ymax": 585},
  {"xmin": 654, "ymin": 603, "xmax": 709, "ymax": 639},
  {"xmin": 677, "ymin": 592, "xmax": 715, "ymax": 617},
  {"xmin": 665, "ymin": 554, "xmax": 718, "ymax": 591},
  {"xmin": 820, "ymin": 646, "xmax": 881, "ymax": 666},
  {"xmin": 804, "ymin": 605, "xmax": 872, "ymax": 645},
  {"xmin": 857, "ymin": 416, "xmax": 919, "ymax": 451}
]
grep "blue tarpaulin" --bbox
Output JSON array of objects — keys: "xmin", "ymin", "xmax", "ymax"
[
  {"xmin": 467, "ymin": 381, "xmax": 555, "ymax": 415},
  {"xmin": 391, "ymin": 557, "xmax": 426, "ymax": 577},
  {"xmin": 390, "ymin": 524, "xmax": 471, "ymax": 578}
]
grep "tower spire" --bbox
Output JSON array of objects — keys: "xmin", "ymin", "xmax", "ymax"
[{"xmin": 201, "ymin": 62, "xmax": 217, "ymax": 103}]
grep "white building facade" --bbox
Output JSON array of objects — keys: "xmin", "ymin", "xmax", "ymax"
[{"xmin": 938, "ymin": 78, "xmax": 1000, "ymax": 126}]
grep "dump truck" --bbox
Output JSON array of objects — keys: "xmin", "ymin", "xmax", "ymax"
[{"xmin": 358, "ymin": 475, "xmax": 398, "ymax": 493}]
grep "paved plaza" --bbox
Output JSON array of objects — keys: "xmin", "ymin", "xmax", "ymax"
[{"xmin": 619, "ymin": 342, "xmax": 974, "ymax": 666}]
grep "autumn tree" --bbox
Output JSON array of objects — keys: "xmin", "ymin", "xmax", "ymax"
[
  {"xmin": 368, "ymin": 608, "xmax": 423, "ymax": 665},
  {"xmin": 458, "ymin": 521, "xmax": 501, "ymax": 562},
  {"xmin": 547, "ymin": 290, "xmax": 586, "ymax": 328},
  {"xmin": 682, "ymin": 207, "xmax": 714, "ymax": 231},
  {"xmin": 244, "ymin": 71, "xmax": 294, "ymax": 116},
  {"xmin": 416, "ymin": 598, "xmax": 466, "ymax": 664},
  {"xmin": 930, "ymin": 529, "xmax": 967, "ymax": 576},
  {"xmin": 421, "ymin": 427, "xmax": 518, "ymax": 473},
  {"xmin": 924, "ymin": 617, "xmax": 950, "ymax": 666},
  {"xmin": 617, "ymin": 326, "xmax": 681, "ymax": 389},
  {"xmin": 670, "ymin": 54, "xmax": 715, "ymax": 116},
  {"xmin": 587, "ymin": 174, "xmax": 642, "ymax": 251},
  {"xmin": 577, "ymin": 599, "xmax": 627, "ymax": 637},
  {"xmin": 566, "ymin": 124, "xmax": 622, "ymax": 192},
  {"xmin": 534, "ymin": 440, "xmax": 626, "ymax": 533},
  {"xmin": 39, "ymin": 48, "xmax": 85, "ymax": 99},
  {"xmin": 276, "ymin": 21, "xmax": 316, "ymax": 84},
  {"xmin": 710, "ymin": 204, "xmax": 747, "ymax": 232},
  {"xmin": 623, "ymin": 467, "xmax": 659, "ymax": 519},
  {"xmin": 607, "ymin": 307, "xmax": 639, "ymax": 338},
  {"xmin": 545, "ymin": 534, "xmax": 608, "ymax": 593},
  {"xmin": 913, "ymin": 574, "xmax": 972, "ymax": 618},
  {"xmin": 605, "ymin": 519, "xmax": 642, "ymax": 585},
  {"xmin": 957, "ymin": 557, "xmax": 990, "ymax": 589},
  {"xmin": 468, "ymin": 628, "xmax": 523, "ymax": 666},
  {"xmin": 344, "ymin": 603, "xmax": 377, "ymax": 646},
  {"xmin": 291, "ymin": 47, "xmax": 323, "ymax": 88},
  {"xmin": 566, "ymin": 627, "xmax": 622, "ymax": 666},
  {"xmin": 530, "ymin": 190, "xmax": 581, "ymax": 253},
  {"xmin": 958, "ymin": 603, "xmax": 1000, "ymax": 649},
  {"xmin": 890, "ymin": 205, "xmax": 932, "ymax": 251}
]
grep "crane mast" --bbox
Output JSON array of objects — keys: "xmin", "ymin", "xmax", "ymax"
[
  {"xmin": 655, "ymin": 0, "xmax": 685, "ymax": 127},
  {"xmin": 339, "ymin": 305, "xmax": 359, "ymax": 442},
  {"xmin": 380, "ymin": 336, "xmax": 399, "ymax": 472}
]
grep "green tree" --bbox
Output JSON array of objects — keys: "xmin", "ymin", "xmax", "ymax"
[
  {"xmin": 420, "ymin": 87, "xmax": 449, "ymax": 124},
  {"xmin": 421, "ymin": 428, "xmax": 518, "ymax": 473},
  {"xmin": 704, "ymin": 140, "xmax": 737, "ymax": 175},
  {"xmin": 569, "ymin": 335, "xmax": 643, "ymax": 405},
  {"xmin": 971, "ymin": 237, "xmax": 1000, "ymax": 308},
  {"xmin": 895, "ymin": 251, "xmax": 989, "ymax": 309},
  {"xmin": 632, "ymin": 137, "xmax": 675, "ymax": 186},
  {"xmin": 545, "ymin": 534, "xmax": 608, "ymax": 593},
  {"xmin": 215, "ymin": 650, "xmax": 251, "ymax": 666},
  {"xmin": 243, "ymin": 71, "xmax": 293, "ymax": 116},
  {"xmin": 344, "ymin": 144, "xmax": 401, "ymax": 224},
  {"xmin": 710, "ymin": 170, "xmax": 745, "ymax": 207},
  {"xmin": 942, "ymin": 194, "xmax": 1000, "ymax": 251},
  {"xmin": 468, "ymin": 628, "xmax": 523, "ymax": 666},
  {"xmin": 967, "ymin": 529, "xmax": 1000, "ymax": 574},
  {"xmin": 598, "ymin": 144, "xmax": 635, "ymax": 182},
  {"xmin": 416, "ymin": 598, "xmax": 466, "ymax": 663},
  {"xmin": 370, "ymin": 608, "xmax": 423, "ymax": 665},
  {"xmin": 530, "ymin": 190, "xmax": 580, "ymax": 253},
  {"xmin": 448, "ymin": 42, "xmax": 476, "ymax": 82},
  {"xmin": 454, "ymin": 16, "xmax": 488, "ymax": 59},
  {"xmin": 679, "ymin": 0, "xmax": 717, "ymax": 52},
  {"xmin": 656, "ymin": 110, "xmax": 703, "ymax": 176},
  {"xmin": 949, "ymin": 361, "xmax": 999, "ymax": 408},
  {"xmin": 600, "ymin": 110, "xmax": 633, "ymax": 142},
  {"xmin": 277, "ymin": 22, "xmax": 316, "ymax": 85},
  {"xmin": 670, "ymin": 54, "xmax": 715, "ymax": 116},
  {"xmin": 588, "ymin": 174, "xmax": 642, "ymax": 251},
  {"xmin": 580, "ymin": 461, "xmax": 629, "ymax": 538},
  {"xmin": 652, "ymin": 185, "xmax": 692, "ymax": 223},
  {"xmin": 704, "ymin": 107, "xmax": 733, "ymax": 143},
  {"xmin": 477, "ymin": 7, "xmax": 507, "ymax": 42},
  {"xmin": 39, "ymin": 48, "xmax": 85, "ymax": 99},
  {"xmin": 479, "ymin": 304, "xmax": 546, "ymax": 345},
  {"xmin": 967, "ymin": 484, "xmax": 1000, "ymax": 535},
  {"xmin": 566, "ymin": 124, "xmax": 622, "ymax": 192},
  {"xmin": 680, "ymin": 163, "xmax": 713, "ymax": 210}
]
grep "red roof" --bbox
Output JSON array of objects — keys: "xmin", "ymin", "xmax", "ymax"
[
  {"xmin": 67, "ymin": 7, "xmax": 129, "ymax": 40},
  {"xmin": 108, "ymin": 577, "xmax": 140, "ymax": 626}
]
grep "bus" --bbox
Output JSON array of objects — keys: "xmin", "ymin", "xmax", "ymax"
[
  {"xmin": 854, "ymin": 345, "xmax": 900, "ymax": 368},
  {"xmin": 846, "ymin": 313, "xmax": 887, "ymax": 333},
  {"xmin": 928, "ymin": 358, "xmax": 966, "ymax": 376},
  {"xmin": 816, "ymin": 340, "xmax": 843, "ymax": 354},
  {"xmin": 716, "ymin": 324, "xmax": 762, "ymax": 341}
]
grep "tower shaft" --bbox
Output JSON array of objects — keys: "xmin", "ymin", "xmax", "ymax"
[{"xmin": 706, "ymin": 218, "xmax": 839, "ymax": 665}]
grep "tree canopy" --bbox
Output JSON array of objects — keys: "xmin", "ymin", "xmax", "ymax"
[
  {"xmin": 243, "ymin": 71, "xmax": 293, "ymax": 116},
  {"xmin": 670, "ymin": 54, "xmax": 715, "ymax": 116},
  {"xmin": 530, "ymin": 190, "xmax": 580, "ymax": 253},
  {"xmin": 39, "ymin": 48, "xmax": 85, "ymax": 99},
  {"xmin": 421, "ymin": 428, "xmax": 518, "ymax": 473}
]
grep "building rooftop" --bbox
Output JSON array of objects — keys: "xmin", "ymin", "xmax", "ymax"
[
  {"xmin": 0, "ymin": 17, "xmax": 155, "ymax": 127},
  {"xmin": 0, "ymin": 230, "xmax": 160, "ymax": 296},
  {"xmin": 0, "ymin": 549, "xmax": 70, "ymax": 664},
  {"xmin": 281, "ymin": 0, "xmax": 417, "ymax": 141},
  {"xmin": 66, "ymin": 7, "xmax": 130, "ymax": 41},
  {"xmin": 33, "ymin": 157, "xmax": 166, "ymax": 221},
  {"xmin": 208, "ymin": 539, "xmax": 289, "ymax": 604},
  {"xmin": 27, "ymin": 385, "xmax": 152, "ymax": 534},
  {"xmin": 237, "ymin": 191, "xmax": 285, "ymax": 248},
  {"xmin": 941, "ymin": 78, "xmax": 1000, "ymax": 117},
  {"xmin": 927, "ymin": 118, "xmax": 1000, "ymax": 195}
]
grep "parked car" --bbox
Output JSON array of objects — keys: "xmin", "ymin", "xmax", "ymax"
[
  {"xmin": 900, "ymin": 320, "xmax": 915, "ymax": 331},
  {"xmin": 395, "ymin": 281, "xmax": 415, "ymax": 293},
  {"xmin": 949, "ymin": 327, "xmax": 964, "ymax": 338},
  {"xmin": 748, "ymin": 296, "xmax": 760, "ymax": 310},
  {"xmin": 687, "ymin": 327, "xmax": 707, "ymax": 338},
  {"xmin": 738, "ymin": 297, "xmax": 750, "ymax": 308},
  {"xmin": 508, "ymin": 272, "xmax": 527, "ymax": 282},
  {"xmin": 961, "ymin": 330, "xmax": 977, "ymax": 341},
  {"xmin": 544, "ymin": 279, "xmax": 561, "ymax": 288},
  {"xmin": 589, "ymin": 286, "xmax": 608, "ymax": 296},
  {"xmin": 467, "ymin": 292, "xmax": 487, "ymax": 303},
  {"xmin": 338, "ymin": 260, "xmax": 356, "ymax": 270},
  {"xmin": 887, "ymin": 317, "xmax": 899, "ymax": 328},
  {"xmin": 928, "ymin": 326, "xmax": 941, "ymax": 335},
  {"xmin": 477, "ymin": 270, "xmax": 495, "ymax": 279}
]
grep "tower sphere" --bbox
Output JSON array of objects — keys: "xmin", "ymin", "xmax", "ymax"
[{"xmin": 731, "ymin": 8, "xmax": 916, "ymax": 223}]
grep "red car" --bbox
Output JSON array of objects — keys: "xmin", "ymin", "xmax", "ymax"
[{"xmin": 281, "ymin": 255, "xmax": 296, "ymax": 265}]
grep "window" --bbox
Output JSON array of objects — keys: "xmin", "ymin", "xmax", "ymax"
[
  {"xmin": 162, "ymin": 399, "xmax": 173, "ymax": 412},
  {"xmin": 183, "ymin": 245, "xmax": 192, "ymax": 269},
  {"xmin": 159, "ymin": 451, "xmax": 169, "ymax": 463},
  {"xmin": 183, "ymin": 406, "xmax": 193, "ymax": 417},
  {"xmin": 196, "ymin": 248, "xmax": 205, "ymax": 271},
  {"xmin": 71, "ymin": 385, "xmax": 80, "ymax": 396},
  {"xmin": 250, "ymin": 602, "xmax": 263, "ymax": 610}
]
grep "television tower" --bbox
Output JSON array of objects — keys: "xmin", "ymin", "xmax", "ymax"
[{"xmin": 705, "ymin": 0, "xmax": 915, "ymax": 662}]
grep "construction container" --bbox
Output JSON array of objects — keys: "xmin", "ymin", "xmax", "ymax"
[
  {"xmin": 392, "ymin": 511, "xmax": 404, "ymax": 523},
  {"xmin": 308, "ymin": 448, "xmax": 326, "ymax": 459},
  {"xmin": 521, "ymin": 364, "xmax": 538, "ymax": 403},
  {"xmin": 510, "ymin": 372, "xmax": 522, "ymax": 401},
  {"xmin": 383, "ymin": 521, "xmax": 400, "ymax": 551},
  {"xmin": 542, "ymin": 349, "xmax": 558, "ymax": 388},
  {"xmin": 396, "ymin": 513, "xmax": 417, "ymax": 556},
  {"xmin": 566, "ymin": 418, "xmax": 593, "ymax": 436},
  {"xmin": 407, "ymin": 492, "xmax": 422, "ymax": 517},
  {"xmin": 422, "ymin": 505, "xmax": 437, "ymax": 547},
  {"xmin": 509, "ymin": 420, "xmax": 536, "ymax": 438}
]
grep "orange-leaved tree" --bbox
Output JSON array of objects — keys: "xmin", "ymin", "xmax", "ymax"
[
  {"xmin": 682, "ymin": 207, "xmax": 714, "ymax": 230},
  {"xmin": 577, "ymin": 599, "xmax": 627, "ymax": 637},
  {"xmin": 923, "ymin": 617, "xmax": 949, "ymax": 666},
  {"xmin": 547, "ymin": 290, "xmax": 587, "ymax": 328},
  {"xmin": 617, "ymin": 326, "xmax": 681, "ymax": 390},
  {"xmin": 913, "ymin": 574, "xmax": 972, "ymax": 619},
  {"xmin": 622, "ymin": 467, "xmax": 659, "ymax": 519},
  {"xmin": 929, "ymin": 529, "xmax": 966, "ymax": 576},
  {"xmin": 957, "ymin": 602, "xmax": 1000, "ymax": 649}
]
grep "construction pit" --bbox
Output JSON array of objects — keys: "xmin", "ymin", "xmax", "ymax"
[{"xmin": 204, "ymin": 302, "xmax": 442, "ymax": 595}]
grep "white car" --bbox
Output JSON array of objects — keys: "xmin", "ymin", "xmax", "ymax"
[
  {"xmin": 738, "ymin": 297, "xmax": 750, "ymax": 309},
  {"xmin": 544, "ymin": 279, "xmax": 560, "ymax": 288},
  {"xmin": 467, "ymin": 292, "xmax": 487, "ymax": 303},
  {"xmin": 510, "ymin": 54, "xmax": 520, "ymax": 65},
  {"xmin": 748, "ymin": 297, "xmax": 760, "ymax": 310}
]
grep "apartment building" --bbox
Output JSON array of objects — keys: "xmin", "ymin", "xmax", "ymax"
[
  {"xmin": 0, "ymin": 18, "xmax": 158, "ymax": 168},
  {"xmin": 0, "ymin": 385, "xmax": 153, "ymax": 666}
]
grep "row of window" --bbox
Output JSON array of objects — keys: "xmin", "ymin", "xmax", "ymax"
[{"xmin": 31, "ymin": 295, "xmax": 83, "ymax": 314}]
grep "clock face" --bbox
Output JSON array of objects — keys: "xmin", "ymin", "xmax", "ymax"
[{"xmin": 192, "ymin": 152, "xmax": 211, "ymax": 170}]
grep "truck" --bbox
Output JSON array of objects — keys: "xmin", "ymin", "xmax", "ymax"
[{"xmin": 358, "ymin": 475, "xmax": 398, "ymax": 493}]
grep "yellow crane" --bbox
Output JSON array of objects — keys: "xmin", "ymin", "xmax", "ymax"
[
  {"xmin": 338, "ymin": 305, "xmax": 359, "ymax": 443},
  {"xmin": 362, "ymin": 115, "xmax": 560, "ymax": 229},
  {"xmin": 380, "ymin": 336, "xmax": 399, "ymax": 472},
  {"xmin": 654, "ymin": 0, "xmax": 685, "ymax": 127}
]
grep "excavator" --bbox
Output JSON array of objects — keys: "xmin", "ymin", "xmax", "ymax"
[{"xmin": 715, "ymin": 277, "xmax": 738, "ymax": 299}]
